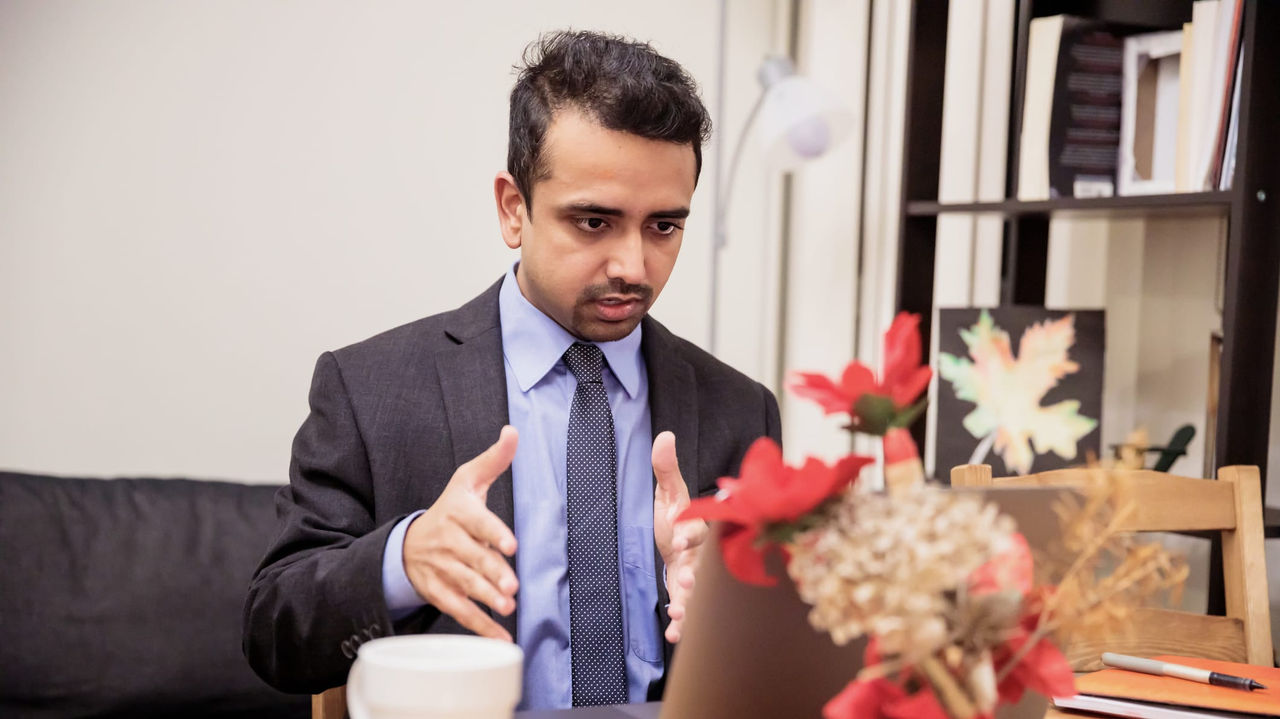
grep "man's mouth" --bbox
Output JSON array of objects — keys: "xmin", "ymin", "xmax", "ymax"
[{"xmin": 592, "ymin": 296, "xmax": 645, "ymax": 322}]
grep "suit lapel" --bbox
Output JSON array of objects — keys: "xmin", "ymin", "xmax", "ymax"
[
  {"xmin": 641, "ymin": 316, "xmax": 698, "ymax": 666},
  {"xmin": 642, "ymin": 317, "xmax": 699, "ymax": 493},
  {"xmin": 435, "ymin": 279, "xmax": 518, "ymax": 637}
]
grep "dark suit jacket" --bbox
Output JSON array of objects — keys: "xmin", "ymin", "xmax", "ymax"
[{"xmin": 243, "ymin": 278, "xmax": 781, "ymax": 696}]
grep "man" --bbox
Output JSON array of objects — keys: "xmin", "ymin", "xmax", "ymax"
[{"xmin": 243, "ymin": 30, "xmax": 780, "ymax": 709}]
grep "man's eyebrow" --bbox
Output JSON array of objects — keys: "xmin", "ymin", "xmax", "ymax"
[
  {"xmin": 559, "ymin": 202, "xmax": 624, "ymax": 216},
  {"xmin": 649, "ymin": 207, "xmax": 690, "ymax": 220},
  {"xmin": 557, "ymin": 202, "xmax": 690, "ymax": 220}
]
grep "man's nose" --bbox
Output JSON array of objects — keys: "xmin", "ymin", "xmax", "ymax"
[{"xmin": 605, "ymin": 231, "xmax": 645, "ymax": 286}]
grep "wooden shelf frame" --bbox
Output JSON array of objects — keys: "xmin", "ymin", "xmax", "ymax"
[{"xmin": 906, "ymin": 191, "xmax": 1233, "ymax": 218}]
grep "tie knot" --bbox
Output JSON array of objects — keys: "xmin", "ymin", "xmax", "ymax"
[{"xmin": 562, "ymin": 342, "xmax": 605, "ymax": 383}]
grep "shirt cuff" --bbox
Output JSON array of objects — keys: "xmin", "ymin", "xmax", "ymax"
[{"xmin": 383, "ymin": 510, "xmax": 427, "ymax": 621}]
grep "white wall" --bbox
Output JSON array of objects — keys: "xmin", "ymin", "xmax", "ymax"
[{"xmin": 0, "ymin": 0, "xmax": 790, "ymax": 482}]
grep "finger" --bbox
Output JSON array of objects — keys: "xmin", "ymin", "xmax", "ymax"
[
  {"xmin": 435, "ymin": 555, "xmax": 515, "ymax": 616},
  {"xmin": 456, "ymin": 501, "xmax": 518, "ymax": 556},
  {"xmin": 682, "ymin": 519, "xmax": 709, "ymax": 547},
  {"xmin": 448, "ymin": 526, "xmax": 520, "ymax": 595},
  {"xmin": 671, "ymin": 520, "xmax": 707, "ymax": 553},
  {"xmin": 460, "ymin": 425, "xmax": 519, "ymax": 494},
  {"xmin": 430, "ymin": 581, "xmax": 512, "ymax": 642},
  {"xmin": 665, "ymin": 618, "xmax": 683, "ymax": 644},
  {"xmin": 678, "ymin": 565, "xmax": 695, "ymax": 589},
  {"xmin": 651, "ymin": 431, "xmax": 685, "ymax": 498},
  {"xmin": 667, "ymin": 601, "xmax": 686, "ymax": 621}
]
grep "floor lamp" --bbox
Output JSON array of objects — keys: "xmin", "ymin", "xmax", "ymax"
[{"xmin": 708, "ymin": 54, "xmax": 853, "ymax": 355}]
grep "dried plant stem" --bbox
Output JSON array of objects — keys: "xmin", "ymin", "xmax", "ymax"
[
  {"xmin": 920, "ymin": 654, "xmax": 978, "ymax": 719},
  {"xmin": 994, "ymin": 502, "xmax": 1136, "ymax": 684},
  {"xmin": 1044, "ymin": 502, "xmax": 1135, "ymax": 617},
  {"xmin": 995, "ymin": 541, "xmax": 1166, "ymax": 684}
]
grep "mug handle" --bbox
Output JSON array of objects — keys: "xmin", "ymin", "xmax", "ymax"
[{"xmin": 345, "ymin": 658, "xmax": 371, "ymax": 719}]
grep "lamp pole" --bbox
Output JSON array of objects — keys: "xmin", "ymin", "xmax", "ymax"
[{"xmin": 708, "ymin": 52, "xmax": 795, "ymax": 355}]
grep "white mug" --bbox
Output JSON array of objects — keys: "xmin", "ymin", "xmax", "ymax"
[{"xmin": 346, "ymin": 635, "xmax": 523, "ymax": 719}]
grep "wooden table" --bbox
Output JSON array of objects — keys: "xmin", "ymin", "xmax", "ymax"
[
  {"xmin": 515, "ymin": 703, "xmax": 661, "ymax": 718},
  {"xmin": 511, "ymin": 700, "xmax": 1074, "ymax": 718}
]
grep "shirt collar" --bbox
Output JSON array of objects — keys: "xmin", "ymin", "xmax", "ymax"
[{"xmin": 498, "ymin": 263, "xmax": 643, "ymax": 398}]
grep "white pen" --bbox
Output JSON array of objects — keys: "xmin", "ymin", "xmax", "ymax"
[{"xmin": 1102, "ymin": 652, "xmax": 1266, "ymax": 692}]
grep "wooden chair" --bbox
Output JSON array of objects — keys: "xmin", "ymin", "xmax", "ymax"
[
  {"xmin": 951, "ymin": 464, "xmax": 1272, "ymax": 670},
  {"xmin": 313, "ymin": 686, "xmax": 346, "ymax": 719}
]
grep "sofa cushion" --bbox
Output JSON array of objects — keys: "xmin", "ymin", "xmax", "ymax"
[{"xmin": 0, "ymin": 471, "xmax": 308, "ymax": 719}]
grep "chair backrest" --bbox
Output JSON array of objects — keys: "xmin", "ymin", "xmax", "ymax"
[
  {"xmin": 950, "ymin": 464, "xmax": 1272, "ymax": 670},
  {"xmin": 313, "ymin": 686, "xmax": 346, "ymax": 719}
]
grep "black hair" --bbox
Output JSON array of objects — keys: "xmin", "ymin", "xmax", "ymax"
[{"xmin": 507, "ymin": 30, "xmax": 713, "ymax": 209}]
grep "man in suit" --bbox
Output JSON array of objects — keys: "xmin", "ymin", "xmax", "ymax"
[{"xmin": 243, "ymin": 30, "xmax": 780, "ymax": 709}]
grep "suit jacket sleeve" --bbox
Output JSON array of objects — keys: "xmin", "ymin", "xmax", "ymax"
[{"xmin": 243, "ymin": 351, "xmax": 436, "ymax": 693}]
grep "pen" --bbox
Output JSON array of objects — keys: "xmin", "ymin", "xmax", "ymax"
[{"xmin": 1101, "ymin": 652, "xmax": 1267, "ymax": 692}]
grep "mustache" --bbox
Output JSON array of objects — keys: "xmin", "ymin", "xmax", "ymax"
[{"xmin": 581, "ymin": 281, "xmax": 654, "ymax": 303}]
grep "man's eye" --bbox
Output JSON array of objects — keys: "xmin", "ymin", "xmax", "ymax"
[
  {"xmin": 653, "ymin": 221, "xmax": 682, "ymax": 235},
  {"xmin": 576, "ymin": 217, "xmax": 608, "ymax": 231}
]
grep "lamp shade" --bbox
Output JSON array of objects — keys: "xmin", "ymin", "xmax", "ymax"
[{"xmin": 754, "ymin": 58, "xmax": 854, "ymax": 170}]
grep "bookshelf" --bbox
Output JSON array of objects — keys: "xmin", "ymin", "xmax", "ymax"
[
  {"xmin": 897, "ymin": 0, "xmax": 1280, "ymax": 615},
  {"xmin": 898, "ymin": 0, "xmax": 1280, "ymax": 478}
]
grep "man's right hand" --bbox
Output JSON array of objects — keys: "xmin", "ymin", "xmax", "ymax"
[{"xmin": 403, "ymin": 425, "xmax": 520, "ymax": 642}]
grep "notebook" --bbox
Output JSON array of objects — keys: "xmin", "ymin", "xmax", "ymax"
[{"xmin": 1053, "ymin": 655, "xmax": 1280, "ymax": 717}]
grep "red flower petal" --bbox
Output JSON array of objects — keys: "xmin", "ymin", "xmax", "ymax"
[
  {"xmin": 679, "ymin": 492, "xmax": 743, "ymax": 524},
  {"xmin": 789, "ymin": 371, "xmax": 858, "ymax": 415},
  {"xmin": 839, "ymin": 361, "xmax": 879, "ymax": 407},
  {"xmin": 882, "ymin": 313, "xmax": 923, "ymax": 389},
  {"xmin": 823, "ymin": 678, "xmax": 899, "ymax": 719},
  {"xmin": 889, "ymin": 366, "xmax": 932, "ymax": 409},
  {"xmin": 718, "ymin": 525, "xmax": 775, "ymax": 586},
  {"xmin": 772, "ymin": 454, "xmax": 866, "ymax": 521},
  {"xmin": 997, "ymin": 631, "xmax": 1075, "ymax": 703}
]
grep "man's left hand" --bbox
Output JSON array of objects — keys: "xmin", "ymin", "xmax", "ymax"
[{"xmin": 651, "ymin": 430, "xmax": 708, "ymax": 644}]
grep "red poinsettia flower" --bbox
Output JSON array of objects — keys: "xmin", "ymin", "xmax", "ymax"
[
  {"xmin": 679, "ymin": 437, "xmax": 871, "ymax": 586},
  {"xmin": 789, "ymin": 312, "xmax": 932, "ymax": 434}
]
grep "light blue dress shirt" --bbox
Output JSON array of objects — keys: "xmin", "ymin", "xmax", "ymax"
[{"xmin": 381, "ymin": 265, "xmax": 663, "ymax": 709}]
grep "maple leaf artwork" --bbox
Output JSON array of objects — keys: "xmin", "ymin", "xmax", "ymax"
[{"xmin": 938, "ymin": 310, "xmax": 1098, "ymax": 475}]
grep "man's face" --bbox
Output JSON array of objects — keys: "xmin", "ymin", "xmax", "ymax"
[{"xmin": 495, "ymin": 108, "xmax": 697, "ymax": 342}]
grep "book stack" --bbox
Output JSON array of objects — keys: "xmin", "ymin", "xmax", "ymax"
[
  {"xmin": 1053, "ymin": 655, "xmax": 1280, "ymax": 719},
  {"xmin": 1017, "ymin": 1, "xmax": 1244, "ymax": 200}
]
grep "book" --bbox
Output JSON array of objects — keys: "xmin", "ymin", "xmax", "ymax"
[
  {"xmin": 1058, "ymin": 655, "xmax": 1280, "ymax": 717},
  {"xmin": 1217, "ymin": 51, "xmax": 1242, "ymax": 191},
  {"xmin": 1194, "ymin": 0, "xmax": 1243, "ymax": 190},
  {"xmin": 1205, "ymin": 0, "xmax": 1243, "ymax": 189},
  {"xmin": 1186, "ymin": 1, "xmax": 1220, "ymax": 191},
  {"xmin": 1173, "ymin": 21, "xmax": 1195, "ymax": 192},
  {"xmin": 1054, "ymin": 693, "xmax": 1257, "ymax": 718},
  {"xmin": 1017, "ymin": 15, "xmax": 1124, "ymax": 201}
]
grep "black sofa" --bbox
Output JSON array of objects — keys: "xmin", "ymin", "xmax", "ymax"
[{"xmin": 0, "ymin": 471, "xmax": 309, "ymax": 719}]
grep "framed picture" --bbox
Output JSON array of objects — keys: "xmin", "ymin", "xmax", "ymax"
[{"xmin": 935, "ymin": 307, "xmax": 1105, "ymax": 477}]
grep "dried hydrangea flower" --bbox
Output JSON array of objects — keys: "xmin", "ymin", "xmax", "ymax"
[{"xmin": 786, "ymin": 484, "xmax": 1015, "ymax": 660}]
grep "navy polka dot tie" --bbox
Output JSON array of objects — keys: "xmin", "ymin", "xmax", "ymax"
[{"xmin": 562, "ymin": 342, "xmax": 628, "ymax": 706}]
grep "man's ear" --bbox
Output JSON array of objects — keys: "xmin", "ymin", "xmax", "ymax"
[{"xmin": 494, "ymin": 172, "xmax": 527, "ymax": 249}]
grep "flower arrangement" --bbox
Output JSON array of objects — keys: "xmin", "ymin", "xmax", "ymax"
[{"xmin": 681, "ymin": 312, "xmax": 1187, "ymax": 719}]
